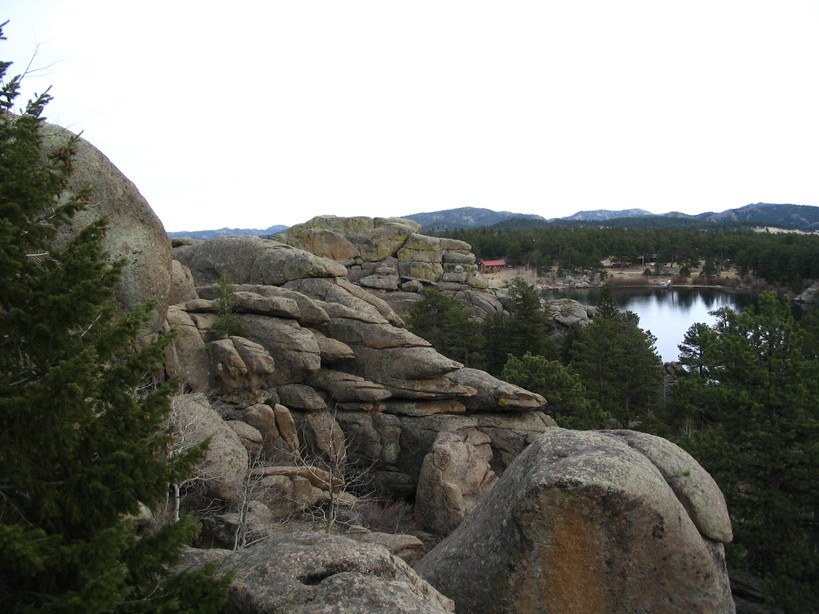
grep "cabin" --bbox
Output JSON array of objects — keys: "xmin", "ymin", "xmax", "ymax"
[{"xmin": 480, "ymin": 259, "xmax": 508, "ymax": 273}]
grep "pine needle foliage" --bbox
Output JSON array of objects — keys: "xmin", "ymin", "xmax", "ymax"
[{"xmin": 0, "ymin": 23, "xmax": 229, "ymax": 612}]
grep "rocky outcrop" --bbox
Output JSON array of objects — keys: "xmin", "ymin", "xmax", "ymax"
[
  {"xmin": 276, "ymin": 216, "xmax": 503, "ymax": 319},
  {"xmin": 182, "ymin": 533, "xmax": 455, "ymax": 613},
  {"xmin": 42, "ymin": 122, "xmax": 172, "ymax": 330},
  {"xmin": 415, "ymin": 428, "xmax": 735, "ymax": 614}
]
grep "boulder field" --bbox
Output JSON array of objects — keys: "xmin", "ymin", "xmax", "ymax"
[{"xmin": 52, "ymin": 122, "xmax": 735, "ymax": 613}]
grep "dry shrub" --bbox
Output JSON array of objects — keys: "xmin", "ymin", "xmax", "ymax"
[{"xmin": 357, "ymin": 499, "xmax": 419, "ymax": 534}]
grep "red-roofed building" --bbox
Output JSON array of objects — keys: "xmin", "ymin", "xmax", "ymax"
[{"xmin": 479, "ymin": 259, "xmax": 507, "ymax": 273}]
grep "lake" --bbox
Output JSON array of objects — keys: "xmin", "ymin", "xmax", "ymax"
[{"xmin": 543, "ymin": 287, "xmax": 756, "ymax": 363}]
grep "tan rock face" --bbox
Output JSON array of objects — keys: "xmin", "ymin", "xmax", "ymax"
[
  {"xmin": 415, "ymin": 430, "xmax": 498, "ymax": 535},
  {"xmin": 43, "ymin": 122, "xmax": 172, "ymax": 330},
  {"xmin": 415, "ymin": 428, "xmax": 735, "ymax": 614}
]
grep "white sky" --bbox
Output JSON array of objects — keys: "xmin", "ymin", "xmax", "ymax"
[{"xmin": 4, "ymin": 1, "xmax": 819, "ymax": 232}]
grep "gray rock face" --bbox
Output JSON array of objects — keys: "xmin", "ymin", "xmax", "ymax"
[
  {"xmin": 173, "ymin": 235, "xmax": 348, "ymax": 286},
  {"xmin": 415, "ymin": 428, "xmax": 735, "ymax": 614},
  {"xmin": 183, "ymin": 532, "xmax": 454, "ymax": 614},
  {"xmin": 43, "ymin": 122, "xmax": 172, "ymax": 329},
  {"xmin": 415, "ymin": 430, "xmax": 498, "ymax": 535}
]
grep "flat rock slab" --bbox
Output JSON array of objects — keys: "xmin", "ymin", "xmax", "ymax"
[{"xmin": 182, "ymin": 532, "xmax": 454, "ymax": 613}]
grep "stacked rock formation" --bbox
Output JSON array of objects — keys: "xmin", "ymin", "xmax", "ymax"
[
  {"xmin": 276, "ymin": 215, "xmax": 505, "ymax": 319},
  {"xmin": 47, "ymin": 118, "xmax": 735, "ymax": 612},
  {"xmin": 171, "ymin": 234, "xmax": 551, "ymax": 512}
]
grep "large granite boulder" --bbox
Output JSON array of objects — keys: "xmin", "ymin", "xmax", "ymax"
[
  {"xmin": 42, "ymin": 122, "xmax": 171, "ymax": 329},
  {"xmin": 182, "ymin": 532, "xmax": 454, "ymax": 613},
  {"xmin": 172, "ymin": 235, "xmax": 347, "ymax": 286},
  {"xmin": 415, "ymin": 428, "xmax": 734, "ymax": 614}
]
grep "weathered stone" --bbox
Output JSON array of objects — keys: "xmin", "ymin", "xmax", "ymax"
[
  {"xmin": 308, "ymin": 369, "xmax": 392, "ymax": 404},
  {"xmin": 448, "ymin": 367, "xmax": 546, "ymax": 411},
  {"xmin": 230, "ymin": 336, "xmax": 276, "ymax": 391},
  {"xmin": 226, "ymin": 420, "xmax": 264, "ymax": 458},
  {"xmin": 284, "ymin": 278, "xmax": 392, "ymax": 325},
  {"xmin": 382, "ymin": 291, "xmax": 425, "ymax": 316},
  {"xmin": 415, "ymin": 428, "xmax": 735, "ymax": 614},
  {"xmin": 359, "ymin": 273, "xmax": 400, "ymax": 290},
  {"xmin": 173, "ymin": 235, "xmax": 348, "ymax": 286},
  {"xmin": 403, "ymin": 233, "xmax": 471, "ymax": 253},
  {"xmin": 383, "ymin": 399, "xmax": 467, "ymax": 417},
  {"xmin": 601, "ymin": 429, "xmax": 733, "ymax": 543},
  {"xmin": 44, "ymin": 122, "xmax": 171, "ymax": 330},
  {"xmin": 353, "ymin": 346, "xmax": 461, "ymax": 381},
  {"xmin": 442, "ymin": 251, "xmax": 476, "ymax": 264},
  {"xmin": 170, "ymin": 395, "xmax": 247, "ymax": 504},
  {"xmin": 207, "ymin": 338, "xmax": 248, "ymax": 394},
  {"xmin": 311, "ymin": 329, "xmax": 356, "ymax": 363},
  {"xmin": 280, "ymin": 227, "xmax": 360, "ymax": 260},
  {"xmin": 165, "ymin": 306, "xmax": 210, "ymax": 392},
  {"xmin": 398, "ymin": 261, "xmax": 444, "ymax": 282},
  {"xmin": 169, "ymin": 260, "xmax": 198, "ymax": 305},
  {"xmin": 239, "ymin": 403, "xmax": 296, "ymax": 463},
  {"xmin": 322, "ymin": 319, "xmax": 431, "ymax": 350},
  {"xmin": 200, "ymin": 500, "xmax": 276, "ymax": 549},
  {"xmin": 415, "ymin": 430, "xmax": 497, "ymax": 535},
  {"xmin": 181, "ymin": 533, "xmax": 454, "ymax": 614},
  {"xmin": 277, "ymin": 384, "xmax": 327, "ymax": 411},
  {"xmin": 197, "ymin": 283, "xmax": 331, "ymax": 327},
  {"xmin": 348, "ymin": 531, "xmax": 426, "ymax": 565},
  {"xmin": 273, "ymin": 404, "xmax": 300, "ymax": 453},
  {"xmin": 400, "ymin": 279, "xmax": 426, "ymax": 292},
  {"xmin": 239, "ymin": 315, "xmax": 321, "ymax": 385},
  {"xmin": 297, "ymin": 410, "xmax": 347, "ymax": 468},
  {"xmin": 377, "ymin": 375, "xmax": 474, "ymax": 401},
  {"xmin": 545, "ymin": 297, "xmax": 594, "ymax": 327}
]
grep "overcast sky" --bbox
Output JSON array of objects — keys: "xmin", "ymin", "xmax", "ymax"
[{"xmin": 4, "ymin": 1, "xmax": 819, "ymax": 232}]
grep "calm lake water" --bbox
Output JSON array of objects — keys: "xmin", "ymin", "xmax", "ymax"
[{"xmin": 543, "ymin": 287, "xmax": 756, "ymax": 363}]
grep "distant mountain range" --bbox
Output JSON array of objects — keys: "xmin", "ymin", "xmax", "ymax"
[
  {"xmin": 167, "ymin": 203, "xmax": 819, "ymax": 238},
  {"xmin": 168, "ymin": 225, "xmax": 288, "ymax": 240}
]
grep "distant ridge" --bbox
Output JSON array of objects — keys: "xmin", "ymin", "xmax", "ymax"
[
  {"xmin": 562, "ymin": 208, "xmax": 655, "ymax": 222},
  {"xmin": 168, "ymin": 225, "xmax": 288, "ymax": 240},
  {"xmin": 165, "ymin": 203, "xmax": 819, "ymax": 237},
  {"xmin": 402, "ymin": 207, "xmax": 548, "ymax": 233}
]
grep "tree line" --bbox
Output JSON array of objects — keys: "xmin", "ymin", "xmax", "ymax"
[{"xmin": 445, "ymin": 225, "xmax": 819, "ymax": 290}]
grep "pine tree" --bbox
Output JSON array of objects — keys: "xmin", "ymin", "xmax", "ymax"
[
  {"xmin": 406, "ymin": 288, "xmax": 485, "ymax": 368},
  {"xmin": 568, "ymin": 287, "xmax": 663, "ymax": 428},
  {"xmin": 500, "ymin": 353, "xmax": 597, "ymax": 428},
  {"xmin": 0, "ymin": 24, "xmax": 229, "ymax": 612},
  {"xmin": 483, "ymin": 277, "xmax": 557, "ymax": 374},
  {"xmin": 675, "ymin": 292, "xmax": 819, "ymax": 612}
]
